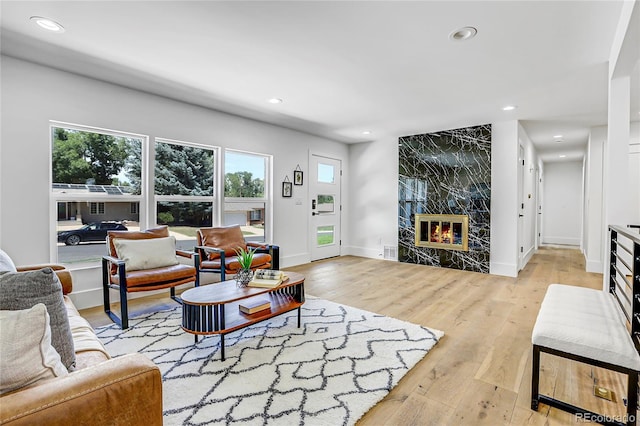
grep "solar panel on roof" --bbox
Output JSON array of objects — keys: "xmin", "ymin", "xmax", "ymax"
[
  {"xmin": 88, "ymin": 185, "xmax": 106, "ymax": 192},
  {"xmin": 105, "ymin": 186, "xmax": 122, "ymax": 194}
]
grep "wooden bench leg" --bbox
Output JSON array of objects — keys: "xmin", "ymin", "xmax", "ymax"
[
  {"xmin": 531, "ymin": 345, "xmax": 540, "ymax": 410},
  {"xmin": 626, "ymin": 371, "xmax": 638, "ymax": 426}
]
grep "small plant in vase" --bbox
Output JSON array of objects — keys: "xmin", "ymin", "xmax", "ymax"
[{"xmin": 234, "ymin": 247, "xmax": 257, "ymax": 287}]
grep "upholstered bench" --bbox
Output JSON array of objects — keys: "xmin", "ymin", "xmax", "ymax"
[{"xmin": 531, "ymin": 284, "xmax": 640, "ymax": 426}]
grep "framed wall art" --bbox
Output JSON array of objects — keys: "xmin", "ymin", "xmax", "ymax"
[
  {"xmin": 294, "ymin": 165, "xmax": 303, "ymax": 186},
  {"xmin": 282, "ymin": 178, "xmax": 292, "ymax": 197}
]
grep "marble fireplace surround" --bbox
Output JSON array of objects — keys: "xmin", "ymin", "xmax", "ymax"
[{"xmin": 398, "ymin": 124, "xmax": 491, "ymax": 273}]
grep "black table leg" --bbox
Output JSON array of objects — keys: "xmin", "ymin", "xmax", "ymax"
[
  {"xmin": 220, "ymin": 304, "xmax": 226, "ymax": 360},
  {"xmin": 220, "ymin": 334, "xmax": 225, "ymax": 361}
]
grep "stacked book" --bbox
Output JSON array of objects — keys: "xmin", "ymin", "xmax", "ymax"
[
  {"xmin": 238, "ymin": 298, "xmax": 271, "ymax": 314},
  {"xmin": 248, "ymin": 270, "xmax": 288, "ymax": 288}
]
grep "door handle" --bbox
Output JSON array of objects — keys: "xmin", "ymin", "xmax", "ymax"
[
  {"xmin": 519, "ymin": 214, "xmax": 524, "ymax": 217},
  {"xmin": 312, "ymin": 212, "xmax": 319, "ymax": 216}
]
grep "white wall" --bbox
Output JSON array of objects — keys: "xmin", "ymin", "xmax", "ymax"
[
  {"xmin": 583, "ymin": 126, "xmax": 607, "ymax": 272},
  {"xmin": 583, "ymin": 123, "xmax": 639, "ymax": 273},
  {"xmin": 629, "ymin": 122, "xmax": 640, "ymax": 223},
  {"xmin": 490, "ymin": 121, "xmax": 520, "ymax": 277},
  {"xmin": 346, "ymin": 137, "xmax": 398, "ymax": 259},
  {"xmin": 0, "ymin": 56, "xmax": 349, "ymax": 308},
  {"xmin": 542, "ymin": 160, "xmax": 584, "ymax": 246}
]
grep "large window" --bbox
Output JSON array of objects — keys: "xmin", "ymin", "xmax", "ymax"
[
  {"xmin": 51, "ymin": 127, "xmax": 273, "ymax": 265},
  {"xmin": 154, "ymin": 139, "xmax": 215, "ymax": 250},
  {"xmin": 224, "ymin": 150, "xmax": 269, "ymax": 242},
  {"xmin": 52, "ymin": 123, "xmax": 144, "ymax": 266}
]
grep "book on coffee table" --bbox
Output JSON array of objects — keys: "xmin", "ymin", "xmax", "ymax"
[
  {"xmin": 238, "ymin": 298, "xmax": 271, "ymax": 314},
  {"xmin": 248, "ymin": 270, "xmax": 288, "ymax": 288}
]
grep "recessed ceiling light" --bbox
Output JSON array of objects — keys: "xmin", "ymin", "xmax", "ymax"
[
  {"xmin": 502, "ymin": 105, "xmax": 517, "ymax": 111},
  {"xmin": 559, "ymin": 154, "xmax": 567, "ymax": 158},
  {"xmin": 449, "ymin": 26, "xmax": 477, "ymax": 41},
  {"xmin": 30, "ymin": 16, "xmax": 65, "ymax": 33},
  {"xmin": 362, "ymin": 130, "xmax": 372, "ymax": 135},
  {"xmin": 553, "ymin": 135, "xmax": 563, "ymax": 139},
  {"xmin": 268, "ymin": 98, "xmax": 283, "ymax": 104}
]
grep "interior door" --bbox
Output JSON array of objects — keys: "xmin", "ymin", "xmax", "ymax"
[
  {"xmin": 518, "ymin": 145, "xmax": 525, "ymax": 270},
  {"xmin": 535, "ymin": 168, "xmax": 541, "ymax": 249},
  {"xmin": 310, "ymin": 155, "xmax": 342, "ymax": 261}
]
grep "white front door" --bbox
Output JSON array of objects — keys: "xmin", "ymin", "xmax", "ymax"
[{"xmin": 310, "ymin": 155, "xmax": 342, "ymax": 261}]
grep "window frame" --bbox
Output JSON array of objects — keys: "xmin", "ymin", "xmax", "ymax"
[
  {"xmin": 50, "ymin": 121, "xmax": 147, "ymax": 264},
  {"xmin": 90, "ymin": 202, "xmax": 105, "ymax": 215},
  {"xmin": 224, "ymin": 148, "xmax": 273, "ymax": 243},
  {"xmin": 153, "ymin": 137, "xmax": 219, "ymax": 228}
]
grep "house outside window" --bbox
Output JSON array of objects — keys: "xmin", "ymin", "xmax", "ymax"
[
  {"xmin": 249, "ymin": 209, "xmax": 262, "ymax": 222},
  {"xmin": 51, "ymin": 123, "xmax": 144, "ymax": 266},
  {"xmin": 224, "ymin": 150, "xmax": 270, "ymax": 243}
]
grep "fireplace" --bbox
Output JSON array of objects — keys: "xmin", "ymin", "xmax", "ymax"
[{"xmin": 415, "ymin": 214, "xmax": 469, "ymax": 251}]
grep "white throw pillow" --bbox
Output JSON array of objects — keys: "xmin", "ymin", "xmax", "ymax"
[
  {"xmin": 113, "ymin": 236, "xmax": 179, "ymax": 271},
  {"xmin": 0, "ymin": 249, "xmax": 17, "ymax": 272},
  {"xmin": 0, "ymin": 303, "xmax": 69, "ymax": 395}
]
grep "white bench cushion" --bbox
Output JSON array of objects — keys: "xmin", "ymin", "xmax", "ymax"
[{"xmin": 532, "ymin": 284, "xmax": 640, "ymax": 371}]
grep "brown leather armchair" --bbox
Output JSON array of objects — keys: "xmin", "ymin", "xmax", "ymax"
[
  {"xmin": 195, "ymin": 225, "xmax": 279, "ymax": 282},
  {"xmin": 102, "ymin": 225, "xmax": 199, "ymax": 329}
]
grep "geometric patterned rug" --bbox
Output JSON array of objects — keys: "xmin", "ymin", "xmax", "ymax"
[{"xmin": 96, "ymin": 298, "xmax": 443, "ymax": 426}]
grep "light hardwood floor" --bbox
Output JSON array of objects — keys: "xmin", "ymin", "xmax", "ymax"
[{"xmin": 81, "ymin": 247, "xmax": 633, "ymax": 425}]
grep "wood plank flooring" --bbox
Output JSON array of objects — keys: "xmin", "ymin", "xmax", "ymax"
[{"xmin": 81, "ymin": 247, "xmax": 634, "ymax": 425}]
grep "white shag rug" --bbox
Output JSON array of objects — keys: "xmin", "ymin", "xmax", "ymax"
[{"xmin": 96, "ymin": 298, "xmax": 443, "ymax": 426}]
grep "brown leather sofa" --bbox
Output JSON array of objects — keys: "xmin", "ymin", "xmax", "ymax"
[{"xmin": 0, "ymin": 265, "xmax": 163, "ymax": 426}]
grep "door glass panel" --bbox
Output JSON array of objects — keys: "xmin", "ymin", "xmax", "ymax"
[
  {"xmin": 317, "ymin": 194, "xmax": 335, "ymax": 213},
  {"xmin": 317, "ymin": 163, "xmax": 334, "ymax": 183},
  {"xmin": 316, "ymin": 225, "xmax": 334, "ymax": 246}
]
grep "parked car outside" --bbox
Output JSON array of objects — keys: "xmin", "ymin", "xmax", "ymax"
[{"xmin": 57, "ymin": 221, "xmax": 127, "ymax": 245}]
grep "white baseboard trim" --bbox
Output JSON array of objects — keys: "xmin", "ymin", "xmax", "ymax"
[
  {"xmin": 490, "ymin": 262, "xmax": 518, "ymax": 277},
  {"xmin": 68, "ymin": 281, "xmax": 199, "ymax": 311},
  {"xmin": 344, "ymin": 245, "xmax": 385, "ymax": 260},
  {"xmin": 521, "ymin": 247, "xmax": 535, "ymax": 268},
  {"xmin": 541, "ymin": 236, "xmax": 581, "ymax": 246},
  {"xmin": 281, "ymin": 253, "xmax": 310, "ymax": 268},
  {"xmin": 586, "ymin": 259, "xmax": 604, "ymax": 274}
]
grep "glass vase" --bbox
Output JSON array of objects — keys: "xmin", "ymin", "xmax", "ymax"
[{"xmin": 235, "ymin": 269, "xmax": 253, "ymax": 287}]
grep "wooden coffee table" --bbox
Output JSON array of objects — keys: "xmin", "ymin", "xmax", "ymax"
[{"xmin": 181, "ymin": 271, "xmax": 305, "ymax": 360}]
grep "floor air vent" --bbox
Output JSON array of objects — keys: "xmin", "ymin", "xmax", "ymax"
[{"xmin": 383, "ymin": 245, "xmax": 397, "ymax": 260}]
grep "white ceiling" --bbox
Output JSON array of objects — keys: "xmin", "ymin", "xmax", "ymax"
[{"xmin": 1, "ymin": 1, "xmax": 638, "ymax": 164}]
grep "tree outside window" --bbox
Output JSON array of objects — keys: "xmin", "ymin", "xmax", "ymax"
[{"xmin": 154, "ymin": 140, "xmax": 215, "ymax": 250}]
